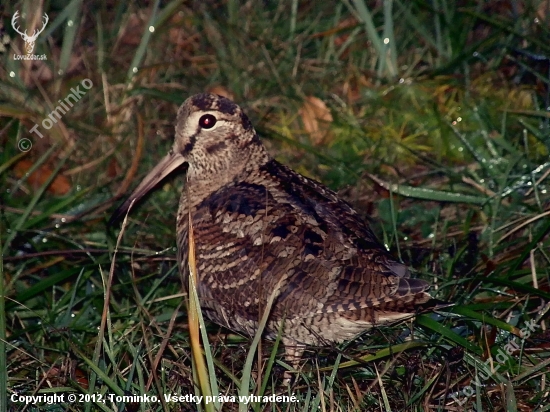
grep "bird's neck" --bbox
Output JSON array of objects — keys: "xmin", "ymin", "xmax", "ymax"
[{"xmin": 185, "ymin": 141, "xmax": 270, "ymax": 209}]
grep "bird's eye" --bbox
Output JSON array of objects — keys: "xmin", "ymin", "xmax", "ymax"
[{"xmin": 199, "ymin": 114, "xmax": 217, "ymax": 129}]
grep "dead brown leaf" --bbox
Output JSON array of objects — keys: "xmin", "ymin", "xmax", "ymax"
[
  {"xmin": 299, "ymin": 96, "xmax": 334, "ymax": 145},
  {"xmin": 206, "ymin": 85, "xmax": 235, "ymax": 100},
  {"xmin": 14, "ymin": 159, "xmax": 71, "ymax": 196}
]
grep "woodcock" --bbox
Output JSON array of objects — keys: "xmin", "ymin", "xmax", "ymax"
[{"xmin": 112, "ymin": 93, "xmax": 435, "ymax": 370}]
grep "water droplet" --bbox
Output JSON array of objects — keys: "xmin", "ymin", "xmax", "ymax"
[
  {"xmin": 149, "ymin": 26, "xmax": 155, "ymax": 33},
  {"xmin": 58, "ymin": 69, "xmax": 64, "ymax": 75},
  {"xmin": 61, "ymin": 217, "xmax": 66, "ymax": 223},
  {"xmin": 399, "ymin": 78, "xmax": 404, "ymax": 84},
  {"xmin": 9, "ymin": 71, "xmax": 15, "ymax": 77},
  {"xmin": 42, "ymin": 238, "xmax": 48, "ymax": 243},
  {"xmin": 6, "ymin": 189, "xmax": 10, "ymax": 193},
  {"xmin": 55, "ymin": 224, "xmax": 60, "ymax": 228},
  {"xmin": 458, "ymin": 147, "xmax": 463, "ymax": 152},
  {"xmin": 132, "ymin": 67, "xmax": 138, "ymax": 73},
  {"xmin": 71, "ymin": 313, "xmax": 75, "ymax": 317},
  {"xmin": 67, "ymin": 20, "xmax": 74, "ymax": 27},
  {"xmin": 534, "ymin": 18, "xmax": 540, "ymax": 24},
  {"xmin": 428, "ymin": 233, "xmax": 434, "ymax": 239},
  {"xmin": 473, "ymin": 52, "xmax": 479, "ymax": 57},
  {"xmin": 76, "ymin": 185, "xmax": 81, "ymax": 191},
  {"xmin": 383, "ymin": 37, "xmax": 390, "ymax": 44},
  {"xmin": 480, "ymin": 179, "xmax": 485, "ymax": 183},
  {"xmin": 457, "ymin": 117, "xmax": 462, "ymax": 122}
]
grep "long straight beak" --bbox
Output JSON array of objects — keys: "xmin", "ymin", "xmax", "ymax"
[{"xmin": 109, "ymin": 151, "xmax": 186, "ymax": 225}]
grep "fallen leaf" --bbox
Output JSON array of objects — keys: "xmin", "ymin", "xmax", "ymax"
[
  {"xmin": 299, "ymin": 96, "xmax": 334, "ymax": 145},
  {"xmin": 207, "ymin": 85, "xmax": 235, "ymax": 100},
  {"xmin": 14, "ymin": 159, "xmax": 71, "ymax": 196}
]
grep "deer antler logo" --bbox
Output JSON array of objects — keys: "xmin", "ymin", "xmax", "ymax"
[{"xmin": 12, "ymin": 11, "xmax": 49, "ymax": 55}]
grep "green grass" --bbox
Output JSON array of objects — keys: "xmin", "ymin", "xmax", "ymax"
[{"xmin": 1, "ymin": 0, "xmax": 550, "ymax": 410}]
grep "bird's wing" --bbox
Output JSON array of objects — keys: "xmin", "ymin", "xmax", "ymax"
[{"xmin": 186, "ymin": 171, "xmax": 430, "ymax": 324}]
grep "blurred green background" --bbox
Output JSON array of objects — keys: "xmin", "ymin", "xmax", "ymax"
[{"xmin": 1, "ymin": 1, "xmax": 549, "ymax": 411}]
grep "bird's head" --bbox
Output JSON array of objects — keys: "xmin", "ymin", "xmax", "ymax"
[{"xmin": 110, "ymin": 93, "xmax": 268, "ymax": 223}]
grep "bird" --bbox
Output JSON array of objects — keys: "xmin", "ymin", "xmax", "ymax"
[{"xmin": 111, "ymin": 93, "xmax": 436, "ymax": 376}]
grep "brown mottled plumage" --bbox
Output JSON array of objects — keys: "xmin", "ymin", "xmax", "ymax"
[{"xmin": 112, "ymin": 93, "xmax": 434, "ymax": 371}]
